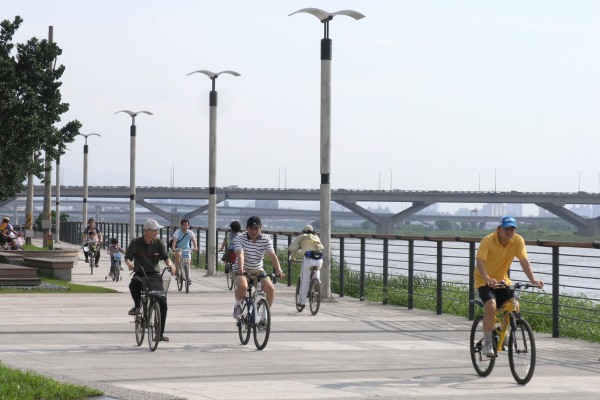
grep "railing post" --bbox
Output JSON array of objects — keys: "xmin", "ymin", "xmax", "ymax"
[
  {"xmin": 339, "ymin": 237, "xmax": 345, "ymax": 297},
  {"xmin": 468, "ymin": 241, "xmax": 476, "ymax": 320},
  {"xmin": 408, "ymin": 239, "xmax": 414, "ymax": 309},
  {"xmin": 287, "ymin": 234, "xmax": 292, "ymax": 287},
  {"xmin": 360, "ymin": 237, "xmax": 366, "ymax": 301},
  {"xmin": 383, "ymin": 238, "xmax": 388, "ymax": 305},
  {"xmin": 552, "ymin": 246, "xmax": 560, "ymax": 338},
  {"xmin": 204, "ymin": 228, "xmax": 208, "ymax": 270},
  {"xmin": 436, "ymin": 241, "xmax": 443, "ymax": 315}
]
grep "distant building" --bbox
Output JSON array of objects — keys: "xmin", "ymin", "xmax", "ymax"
[{"xmin": 255, "ymin": 200, "xmax": 279, "ymax": 209}]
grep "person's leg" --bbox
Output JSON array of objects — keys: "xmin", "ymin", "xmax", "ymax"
[
  {"xmin": 298, "ymin": 258, "xmax": 311, "ymax": 306},
  {"xmin": 95, "ymin": 249, "xmax": 100, "ymax": 265},
  {"xmin": 478, "ymin": 286, "xmax": 497, "ymax": 356},
  {"xmin": 129, "ymin": 277, "xmax": 142, "ymax": 309},
  {"xmin": 159, "ymin": 297, "xmax": 168, "ymax": 338},
  {"xmin": 174, "ymin": 251, "xmax": 181, "ymax": 274},
  {"xmin": 261, "ymin": 276, "xmax": 275, "ymax": 308},
  {"xmin": 233, "ymin": 274, "xmax": 248, "ymax": 318}
]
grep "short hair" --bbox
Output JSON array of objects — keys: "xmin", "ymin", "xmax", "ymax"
[
  {"xmin": 230, "ymin": 220, "xmax": 241, "ymax": 232},
  {"xmin": 181, "ymin": 218, "xmax": 190, "ymax": 225},
  {"xmin": 111, "ymin": 238, "xmax": 118, "ymax": 244}
]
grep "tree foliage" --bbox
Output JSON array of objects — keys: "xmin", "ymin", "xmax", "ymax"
[{"xmin": 0, "ymin": 16, "xmax": 81, "ymax": 200}]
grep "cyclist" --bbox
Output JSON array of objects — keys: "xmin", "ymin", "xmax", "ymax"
[
  {"xmin": 125, "ymin": 219, "xmax": 174, "ymax": 342},
  {"xmin": 82, "ymin": 218, "xmax": 102, "ymax": 263},
  {"xmin": 219, "ymin": 220, "xmax": 242, "ymax": 271},
  {"xmin": 107, "ymin": 238, "xmax": 125, "ymax": 277},
  {"xmin": 232, "ymin": 216, "xmax": 285, "ymax": 319},
  {"xmin": 475, "ymin": 216, "xmax": 544, "ymax": 357},
  {"xmin": 0, "ymin": 217, "xmax": 17, "ymax": 250},
  {"xmin": 84, "ymin": 231, "xmax": 101, "ymax": 267},
  {"xmin": 171, "ymin": 218, "xmax": 198, "ymax": 285},
  {"xmin": 288, "ymin": 224, "xmax": 324, "ymax": 311}
]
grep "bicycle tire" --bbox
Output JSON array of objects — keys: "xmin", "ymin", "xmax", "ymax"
[
  {"xmin": 89, "ymin": 258, "xmax": 94, "ymax": 275},
  {"xmin": 237, "ymin": 302, "xmax": 251, "ymax": 345},
  {"xmin": 176, "ymin": 266, "xmax": 183, "ymax": 291},
  {"xmin": 509, "ymin": 318, "xmax": 536, "ymax": 385},
  {"xmin": 135, "ymin": 307, "xmax": 145, "ymax": 346},
  {"xmin": 227, "ymin": 266, "xmax": 234, "ymax": 291},
  {"xmin": 309, "ymin": 278, "xmax": 321, "ymax": 315},
  {"xmin": 113, "ymin": 261, "xmax": 120, "ymax": 282},
  {"xmin": 253, "ymin": 297, "xmax": 271, "ymax": 350},
  {"xmin": 295, "ymin": 276, "xmax": 303, "ymax": 312},
  {"xmin": 184, "ymin": 262, "xmax": 190, "ymax": 294},
  {"xmin": 470, "ymin": 315, "xmax": 496, "ymax": 376},
  {"xmin": 147, "ymin": 301, "xmax": 161, "ymax": 352}
]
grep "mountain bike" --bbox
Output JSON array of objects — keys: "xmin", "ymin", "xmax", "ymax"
[
  {"xmin": 84, "ymin": 243, "xmax": 99, "ymax": 275},
  {"xmin": 469, "ymin": 282, "xmax": 538, "ymax": 385},
  {"xmin": 133, "ymin": 267, "xmax": 171, "ymax": 352},
  {"xmin": 295, "ymin": 265, "xmax": 321, "ymax": 315},
  {"xmin": 236, "ymin": 271, "xmax": 272, "ymax": 350},
  {"xmin": 176, "ymin": 249, "xmax": 191, "ymax": 293},
  {"xmin": 106, "ymin": 253, "xmax": 122, "ymax": 281}
]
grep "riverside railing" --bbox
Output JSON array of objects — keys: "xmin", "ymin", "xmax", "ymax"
[{"xmin": 59, "ymin": 222, "xmax": 600, "ymax": 341}]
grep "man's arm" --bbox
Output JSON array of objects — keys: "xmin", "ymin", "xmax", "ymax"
[
  {"xmin": 519, "ymin": 258, "xmax": 544, "ymax": 288},
  {"xmin": 267, "ymin": 249, "xmax": 284, "ymax": 278},
  {"xmin": 236, "ymin": 250, "xmax": 244, "ymax": 274},
  {"xmin": 476, "ymin": 258, "xmax": 496, "ymax": 287}
]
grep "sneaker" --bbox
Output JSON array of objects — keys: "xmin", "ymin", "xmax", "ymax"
[
  {"xmin": 297, "ymin": 303, "xmax": 305, "ymax": 311},
  {"xmin": 128, "ymin": 307, "xmax": 139, "ymax": 316},
  {"xmin": 233, "ymin": 304, "xmax": 243, "ymax": 319},
  {"xmin": 482, "ymin": 342, "xmax": 495, "ymax": 357},
  {"xmin": 160, "ymin": 336, "xmax": 169, "ymax": 342}
]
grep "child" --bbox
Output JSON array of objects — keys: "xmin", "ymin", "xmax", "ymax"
[
  {"xmin": 85, "ymin": 231, "xmax": 100, "ymax": 266},
  {"xmin": 107, "ymin": 238, "xmax": 125, "ymax": 278}
]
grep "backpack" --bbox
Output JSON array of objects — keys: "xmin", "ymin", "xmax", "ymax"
[{"xmin": 167, "ymin": 238, "xmax": 174, "ymax": 250}]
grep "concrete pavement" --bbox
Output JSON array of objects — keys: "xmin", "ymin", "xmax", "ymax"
[{"xmin": 1, "ymin": 240, "xmax": 599, "ymax": 399}]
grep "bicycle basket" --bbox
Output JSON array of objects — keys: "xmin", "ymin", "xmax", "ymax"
[
  {"xmin": 142, "ymin": 276, "xmax": 165, "ymax": 295},
  {"xmin": 113, "ymin": 253, "xmax": 122, "ymax": 260}
]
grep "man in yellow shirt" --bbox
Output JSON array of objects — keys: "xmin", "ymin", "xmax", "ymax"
[{"xmin": 475, "ymin": 216, "xmax": 544, "ymax": 357}]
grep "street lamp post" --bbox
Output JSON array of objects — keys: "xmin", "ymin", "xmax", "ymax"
[
  {"xmin": 115, "ymin": 111, "xmax": 153, "ymax": 243},
  {"xmin": 478, "ymin": 172, "xmax": 482, "ymax": 192},
  {"xmin": 290, "ymin": 8, "xmax": 365, "ymax": 299},
  {"xmin": 493, "ymin": 167, "xmax": 497, "ymax": 193},
  {"xmin": 79, "ymin": 133, "xmax": 101, "ymax": 233},
  {"xmin": 389, "ymin": 168, "xmax": 392, "ymax": 191},
  {"xmin": 187, "ymin": 70, "xmax": 240, "ymax": 276},
  {"xmin": 578, "ymin": 170, "xmax": 584, "ymax": 192}
]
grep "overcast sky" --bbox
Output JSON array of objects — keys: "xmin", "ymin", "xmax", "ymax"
[{"xmin": 4, "ymin": 1, "xmax": 600, "ymax": 201}]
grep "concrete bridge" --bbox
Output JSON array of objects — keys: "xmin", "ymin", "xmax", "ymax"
[{"xmin": 2, "ymin": 186, "xmax": 600, "ymax": 235}]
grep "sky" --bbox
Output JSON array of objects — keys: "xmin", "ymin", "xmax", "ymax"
[{"xmin": 3, "ymin": 1, "xmax": 600, "ymax": 207}]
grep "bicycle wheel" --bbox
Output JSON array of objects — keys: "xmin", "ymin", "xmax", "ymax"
[
  {"xmin": 176, "ymin": 265, "xmax": 183, "ymax": 291},
  {"xmin": 184, "ymin": 262, "xmax": 190, "ymax": 294},
  {"xmin": 237, "ymin": 302, "xmax": 251, "ymax": 345},
  {"xmin": 509, "ymin": 318, "xmax": 536, "ymax": 385},
  {"xmin": 227, "ymin": 266, "xmax": 234, "ymax": 291},
  {"xmin": 147, "ymin": 301, "xmax": 161, "ymax": 352},
  {"xmin": 309, "ymin": 278, "xmax": 321, "ymax": 315},
  {"xmin": 253, "ymin": 298, "xmax": 271, "ymax": 350},
  {"xmin": 295, "ymin": 277, "xmax": 303, "ymax": 312},
  {"xmin": 89, "ymin": 258, "xmax": 94, "ymax": 275},
  {"xmin": 135, "ymin": 307, "xmax": 144, "ymax": 346},
  {"xmin": 470, "ymin": 315, "xmax": 496, "ymax": 376},
  {"xmin": 113, "ymin": 261, "xmax": 120, "ymax": 282}
]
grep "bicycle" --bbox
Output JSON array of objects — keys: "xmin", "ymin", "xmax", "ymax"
[
  {"xmin": 175, "ymin": 249, "xmax": 192, "ymax": 293},
  {"xmin": 220, "ymin": 249, "xmax": 236, "ymax": 291},
  {"xmin": 106, "ymin": 253, "xmax": 122, "ymax": 282},
  {"xmin": 469, "ymin": 282, "xmax": 538, "ymax": 385},
  {"xmin": 235, "ymin": 271, "xmax": 272, "ymax": 350},
  {"xmin": 295, "ymin": 264, "xmax": 321, "ymax": 315},
  {"xmin": 84, "ymin": 243, "xmax": 99, "ymax": 275},
  {"xmin": 132, "ymin": 267, "xmax": 171, "ymax": 352}
]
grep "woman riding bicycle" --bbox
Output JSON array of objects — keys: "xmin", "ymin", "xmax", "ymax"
[
  {"xmin": 219, "ymin": 220, "xmax": 241, "ymax": 271},
  {"xmin": 288, "ymin": 224, "xmax": 324, "ymax": 311}
]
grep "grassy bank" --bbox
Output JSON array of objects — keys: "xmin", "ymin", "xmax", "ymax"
[
  {"xmin": 0, "ymin": 362, "xmax": 102, "ymax": 399},
  {"xmin": 0, "ymin": 277, "xmax": 118, "ymax": 294}
]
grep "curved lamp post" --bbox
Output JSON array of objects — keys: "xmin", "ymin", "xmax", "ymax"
[
  {"xmin": 79, "ymin": 133, "xmax": 101, "ymax": 232},
  {"xmin": 290, "ymin": 7, "xmax": 364, "ymax": 298},
  {"xmin": 115, "ymin": 110, "xmax": 153, "ymax": 242},
  {"xmin": 187, "ymin": 70, "xmax": 240, "ymax": 275}
]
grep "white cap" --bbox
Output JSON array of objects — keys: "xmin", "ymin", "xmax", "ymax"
[{"xmin": 143, "ymin": 219, "xmax": 163, "ymax": 230}]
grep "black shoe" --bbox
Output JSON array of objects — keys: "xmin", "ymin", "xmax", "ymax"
[
  {"xmin": 85, "ymin": 259, "xmax": 88, "ymax": 263},
  {"xmin": 128, "ymin": 307, "xmax": 139, "ymax": 316},
  {"xmin": 160, "ymin": 336, "xmax": 169, "ymax": 342},
  {"xmin": 297, "ymin": 303, "xmax": 305, "ymax": 311}
]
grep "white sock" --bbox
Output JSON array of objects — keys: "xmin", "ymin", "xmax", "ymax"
[{"xmin": 484, "ymin": 331, "xmax": 492, "ymax": 346}]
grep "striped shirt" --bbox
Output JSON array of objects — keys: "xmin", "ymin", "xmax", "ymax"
[{"xmin": 232, "ymin": 232, "xmax": 274, "ymax": 271}]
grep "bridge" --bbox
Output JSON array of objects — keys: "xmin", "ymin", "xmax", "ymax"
[{"xmin": 2, "ymin": 186, "xmax": 600, "ymax": 235}]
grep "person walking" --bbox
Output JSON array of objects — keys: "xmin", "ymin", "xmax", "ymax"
[
  {"xmin": 288, "ymin": 224, "xmax": 324, "ymax": 310},
  {"xmin": 475, "ymin": 216, "xmax": 544, "ymax": 357},
  {"xmin": 125, "ymin": 219, "xmax": 174, "ymax": 342}
]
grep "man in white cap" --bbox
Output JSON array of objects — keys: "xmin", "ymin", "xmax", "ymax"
[
  {"xmin": 288, "ymin": 224, "xmax": 324, "ymax": 311},
  {"xmin": 475, "ymin": 216, "xmax": 544, "ymax": 357},
  {"xmin": 125, "ymin": 219, "xmax": 174, "ymax": 342}
]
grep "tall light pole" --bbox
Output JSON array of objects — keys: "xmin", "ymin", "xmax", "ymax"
[
  {"xmin": 187, "ymin": 69, "xmax": 240, "ymax": 276},
  {"xmin": 115, "ymin": 110, "xmax": 153, "ymax": 243},
  {"xmin": 389, "ymin": 168, "xmax": 392, "ymax": 191},
  {"xmin": 79, "ymin": 133, "xmax": 101, "ymax": 230},
  {"xmin": 596, "ymin": 171, "xmax": 600, "ymax": 192},
  {"xmin": 290, "ymin": 8, "xmax": 364, "ymax": 298},
  {"xmin": 478, "ymin": 172, "xmax": 482, "ymax": 192},
  {"xmin": 493, "ymin": 167, "xmax": 497, "ymax": 193},
  {"xmin": 578, "ymin": 170, "xmax": 584, "ymax": 192}
]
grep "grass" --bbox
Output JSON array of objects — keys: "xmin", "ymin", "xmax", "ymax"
[
  {"xmin": 0, "ymin": 277, "xmax": 117, "ymax": 294},
  {"xmin": 330, "ymin": 265, "xmax": 600, "ymax": 343},
  {"xmin": 0, "ymin": 361, "xmax": 102, "ymax": 399}
]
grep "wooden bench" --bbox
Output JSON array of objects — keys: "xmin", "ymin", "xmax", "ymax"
[
  {"xmin": 0, "ymin": 263, "xmax": 41, "ymax": 286},
  {"xmin": 22, "ymin": 257, "xmax": 75, "ymax": 281},
  {"xmin": 0, "ymin": 253, "xmax": 25, "ymax": 266}
]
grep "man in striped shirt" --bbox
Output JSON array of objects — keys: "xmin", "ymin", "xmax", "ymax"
[{"xmin": 232, "ymin": 216, "xmax": 285, "ymax": 319}]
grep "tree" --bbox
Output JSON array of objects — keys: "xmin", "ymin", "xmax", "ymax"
[
  {"xmin": 35, "ymin": 210, "xmax": 69, "ymax": 231},
  {"xmin": 0, "ymin": 16, "xmax": 81, "ymax": 200}
]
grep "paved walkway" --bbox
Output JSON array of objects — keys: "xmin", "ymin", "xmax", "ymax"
[{"xmin": 1, "ymin": 240, "xmax": 599, "ymax": 399}]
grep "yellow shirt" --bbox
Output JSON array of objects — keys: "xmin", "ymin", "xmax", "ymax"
[{"xmin": 474, "ymin": 231, "xmax": 527, "ymax": 288}]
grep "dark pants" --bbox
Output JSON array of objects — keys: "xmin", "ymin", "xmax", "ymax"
[
  {"xmin": 84, "ymin": 248, "xmax": 100, "ymax": 264},
  {"xmin": 129, "ymin": 273, "xmax": 168, "ymax": 336}
]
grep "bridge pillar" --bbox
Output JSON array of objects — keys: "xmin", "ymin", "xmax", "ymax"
[
  {"xmin": 577, "ymin": 218, "xmax": 600, "ymax": 236},
  {"xmin": 375, "ymin": 220, "xmax": 396, "ymax": 235}
]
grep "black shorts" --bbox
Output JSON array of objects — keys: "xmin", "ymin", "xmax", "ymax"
[{"xmin": 478, "ymin": 286, "xmax": 512, "ymax": 309}]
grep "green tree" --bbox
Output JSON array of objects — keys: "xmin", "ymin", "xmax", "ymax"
[
  {"xmin": 35, "ymin": 210, "xmax": 69, "ymax": 231},
  {"xmin": 0, "ymin": 16, "xmax": 81, "ymax": 200}
]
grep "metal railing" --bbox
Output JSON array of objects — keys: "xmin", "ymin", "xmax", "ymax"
[{"xmin": 59, "ymin": 222, "xmax": 600, "ymax": 340}]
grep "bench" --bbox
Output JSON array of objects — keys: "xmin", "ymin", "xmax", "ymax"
[
  {"xmin": 22, "ymin": 257, "xmax": 75, "ymax": 281},
  {"xmin": 0, "ymin": 263, "xmax": 41, "ymax": 286}
]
